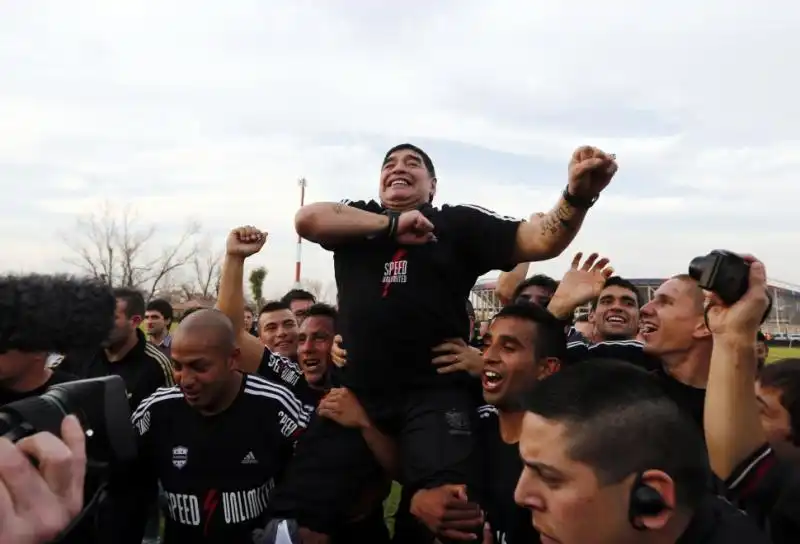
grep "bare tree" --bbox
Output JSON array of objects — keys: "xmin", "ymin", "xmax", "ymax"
[
  {"xmin": 62, "ymin": 202, "xmax": 201, "ymax": 299},
  {"xmin": 180, "ymin": 241, "xmax": 223, "ymax": 300}
]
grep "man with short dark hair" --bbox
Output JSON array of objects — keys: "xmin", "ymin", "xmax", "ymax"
[
  {"xmin": 258, "ymin": 301, "xmax": 299, "ymax": 360},
  {"xmin": 515, "ymin": 359, "xmax": 769, "ymax": 543},
  {"xmin": 587, "ymin": 275, "xmax": 640, "ymax": 341},
  {"xmin": 145, "ymin": 298, "xmax": 174, "ymax": 356},
  {"xmin": 54, "ymin": 287, "xmax": 174, "ymax": 410},
  {"xmin": 475, "ymin": 303, "xmax": 565, "ymax": 543},
  {"xmin": 281, "ymin": 289, "xmax": 317, "ymax": 323},
  {"xmin": 510, "ymin": 274, "xmax": 559, "ymax": 307}
]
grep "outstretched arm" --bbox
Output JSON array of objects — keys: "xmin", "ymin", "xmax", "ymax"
[
  {"xmin": 295, "ymin": 202, "xmax": 389, "ymax": 246},
  {"xmin": 513, "ymin": 146, "xmax": 617, "ymax": 263}
]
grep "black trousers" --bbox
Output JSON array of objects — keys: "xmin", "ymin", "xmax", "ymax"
[{"xmin": 268, "ymin": 385, "xmax": 479, "ymax": 535}]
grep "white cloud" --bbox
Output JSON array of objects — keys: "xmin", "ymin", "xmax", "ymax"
[{"xmin": 1, "ymin": 0, "xmax": 798, "ymax": 294}]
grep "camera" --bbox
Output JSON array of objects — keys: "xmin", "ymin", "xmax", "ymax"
[
  {"xmin": 0, "ymin": 375, "xmax": 137, "ymax": 465},
  {"xmin": 688, "ymin": 250, "xmax": 750, "ymax": 306}
]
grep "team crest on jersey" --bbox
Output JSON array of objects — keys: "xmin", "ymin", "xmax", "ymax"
[
  {"xmin": 172, "ymin": 446, "xmax": 188, "ymax": 469},
  {"xmin": 444, "ymin": 409, "xmax": 471, "ymax": 435}
]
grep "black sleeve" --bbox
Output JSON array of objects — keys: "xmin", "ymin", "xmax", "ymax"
[
  {"xmin": 444, "ymin": 204, "xmax": 522, "ymax": 276},
  {"xmin": 99, "ymin": 398, "xmax": 159, "ymax": 544},
  {"xmin": 725, "ymin": 444, "xmax": 800, "ymax": 534}
]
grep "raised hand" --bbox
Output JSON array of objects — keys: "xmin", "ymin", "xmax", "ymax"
[
  {"xmin": 568, "ymin": 146, "xmax": 618, "ymax": 198},
  {"xmin": 226, "ymin": 226, "xmax": 267, "ymax": 258},
  {"xmin": 551, "ymin": 252, "xmax": 615, "ymax": 313},
  {"xmin": 396, "ymin": 210, "xmax": 436, "ymax": 245}
]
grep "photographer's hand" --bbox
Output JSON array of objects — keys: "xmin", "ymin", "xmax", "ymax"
[
  {"xmin": 704, "ymin": 256, "xmax": 770, "ymax": 480},
  {"xmin": 0, "ymin": 415, "xmax": 86, "ymax": 544}
]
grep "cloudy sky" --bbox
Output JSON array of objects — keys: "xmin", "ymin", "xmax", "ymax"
[{"xmin": 3, "ymin": 0, "xmax": 798, "ymax": 298}]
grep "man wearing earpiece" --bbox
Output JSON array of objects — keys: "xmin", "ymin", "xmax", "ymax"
[{"xmin": 514, "ymin": 359, "xmax": 769, "ymax": 543}]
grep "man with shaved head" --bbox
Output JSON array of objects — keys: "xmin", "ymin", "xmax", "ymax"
[{"xmin": 104, "ymin": 309, "xmax": 311, "ymax": 543}]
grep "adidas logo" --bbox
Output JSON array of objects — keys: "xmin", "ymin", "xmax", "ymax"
[{"xmin": 241, "ymin": 451, "xmax": 258, "ymax": 465}]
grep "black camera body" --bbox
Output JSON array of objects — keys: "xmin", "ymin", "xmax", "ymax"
[{"xmin": 688, "ymin": 250, "xmax": 751, "ymax": 306}]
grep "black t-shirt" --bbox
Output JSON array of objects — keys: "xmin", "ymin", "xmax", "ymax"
[
  {"xmin": 476, "ymin": 405, "xmax": 539, "ymax": 544},
  {"xmin": 0, "ymin": 368, "xmax": 77, "ymax": 405},
  {"xmin": 54, "ymin": 329, "xmax": 174, "ymax": 411},
  {"xmin": 565, "ymin": 333, "xmax": 705, "ymax": 430},
  {"xmin": 257, "ymin": 348, "xmax": 323, "ymax": 410},
  {"xmin": 677, "ymin": 494, "xmax": 770, "ymax": 543},
  {"xmin": 107, "ymin": 373, "xmax": 309, "ymax": 543},
  {"xmin": 327, "ymin": 200, "xmax": 520, "ymax": 392},
  {"xmin": 653, "ymin": 366, "xmax": 706, "ymax": 431}
]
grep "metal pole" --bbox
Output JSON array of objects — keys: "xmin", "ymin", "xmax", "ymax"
[{"xmin": 294, "ymin": 178, "xmax": 307, "ymax": 285}]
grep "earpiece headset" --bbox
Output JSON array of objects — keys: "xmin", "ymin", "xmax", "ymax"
[{"xmin": 628, "ymin": 472, "xmax": 668, "ymax": 531}]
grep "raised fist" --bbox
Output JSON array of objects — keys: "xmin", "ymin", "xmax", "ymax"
[
  {"xmin": 568, "ymin": 146, "xmax": 618, "ymax": 199},
  {"xmin": 396, "ymin": 210, "xmax": 436, "ymax": 245},
  {"xmin": 226, "ymin": 226, "xmax": 267, "ymax": 258}
]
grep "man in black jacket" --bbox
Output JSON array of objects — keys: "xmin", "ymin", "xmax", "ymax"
[{"xmin": 516, "ymin": 359, "xmax": 769, "ymax": 543}]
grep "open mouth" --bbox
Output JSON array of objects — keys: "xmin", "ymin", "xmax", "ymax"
[
  {"xmin": 388, "ymin": 177, "xmax": 411, "ymax": 188},
  {"xmin": 301, "ymin": 359, "xmax": 321, "ymax": 372},
  {"xmin": 482, "ymin": 368, "xmax": 504, "ymax": 392},
  {"xmin": 640, "ymin": 321, "xmax": 659, "ymax": 335}
]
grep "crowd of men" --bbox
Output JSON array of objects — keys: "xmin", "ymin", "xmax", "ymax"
[{"xmin": 0, "ymin": 143, "xmax": 798, "ymax": 544}]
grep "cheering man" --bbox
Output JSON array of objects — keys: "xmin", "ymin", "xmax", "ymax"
[{"xmin": 268, "ymin": 143, "xmax": 618, "ymax": 541}]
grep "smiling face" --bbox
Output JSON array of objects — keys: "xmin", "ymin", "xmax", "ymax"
[
  {"xmin": 297, "ymin": 315, "xmax": 334, "ymax": 387},
  {"xmin": 379, "ymin": 146, "xmax": 436, "ymax": 211},
  {"xmin": 481, "ymin": 316, "xmax": 557, "ymax": 409},
  {"xmin": 591, "ymin": 285, "xmax": 639, "ymax": 341},
  {"xmin": 639, "ymin": 277, "xmax": 705, "ymax": 357},
  {"xmin": 259, "ymin": 309, "xmax": 299, "ymax": 359}
]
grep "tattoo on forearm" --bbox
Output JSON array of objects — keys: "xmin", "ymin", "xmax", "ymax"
[
  {"xmin": 333, "ymin": 202, "xmax": 345, "ymax": 215},
  {"xmin": 540, "ymin": 201, "xmax": 577, "ymax": 237}
]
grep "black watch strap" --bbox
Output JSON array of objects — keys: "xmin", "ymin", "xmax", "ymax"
[
  {"xmin": 384, "ymin": 210, "xmax": 401, "ymax": 239},
  {"xmin": 562, "ymin": 185, "xmax": 599, "ymax": 210}
]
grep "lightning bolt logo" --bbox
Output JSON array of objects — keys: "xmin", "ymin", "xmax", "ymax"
[
  {"xmin": 382, "ymin": 249, "xmax": 408, "ymax": 298},
  {"xmin": 202, "ymin": 489, "xmax": 220, "ymax": 537}
]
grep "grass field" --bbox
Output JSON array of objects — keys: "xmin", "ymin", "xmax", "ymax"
[{"xmin": 767, "ymin": 345, "xmax": 800, "ymax": 363}]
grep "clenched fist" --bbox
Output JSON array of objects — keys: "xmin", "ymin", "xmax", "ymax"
[
  {"xmin": 226, "ymin": 226, "xmax": 267, "ymax": 258},
  {"xmin": 568, "ymin": 146, "xmax": 618, "ymax": 199},
  {"xmin": 396, "ymin": 210, "xmax": 436, "ymax": 245}
]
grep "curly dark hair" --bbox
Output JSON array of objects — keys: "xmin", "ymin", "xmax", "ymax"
[{"xmin": 0, "ymin": 274, "xmax": 116, "ymax": 354}]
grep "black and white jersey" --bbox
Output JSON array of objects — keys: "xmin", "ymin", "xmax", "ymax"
[
  {"xmin": 325, "ymin": 199, "xmax": 521, "ymax": 392},
  {"xmin": 476, "ymin": 405, "xmax": 539, "ymax": 544},
  {"xmin": 565, "ymin": 328, "xmax": 660, "ymax": 371},
  {"xmin": 257, "ymin": 347, "xmax": 322, "ymax": 410},
  {"xmin": 107, "ymin": 373, "xmax": 310, "ymax": 544}
]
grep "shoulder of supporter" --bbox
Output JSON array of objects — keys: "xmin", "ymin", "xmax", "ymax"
[
  {"xmin": 130, "ymin": 385, "xmax": 183, "ymax": 427},
  {"xmin": 243, "ymin": 373, "xmax": 311, "ymax": 427},
  {"xmin": 725, "ymin": 444, "xmax": 800, "ymax": 513},
  {"xmin": 143, "ymin": 342, "xmax": 176, "ymax": 386},
  {"xmin": 441, "ymin": 203, "xmax": 522, "ymax": 225}
]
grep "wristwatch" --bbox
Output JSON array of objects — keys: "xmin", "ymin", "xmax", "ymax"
[{"xmin": 562, "ymin": 185, "xmax": 599, "ymax": 210}]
